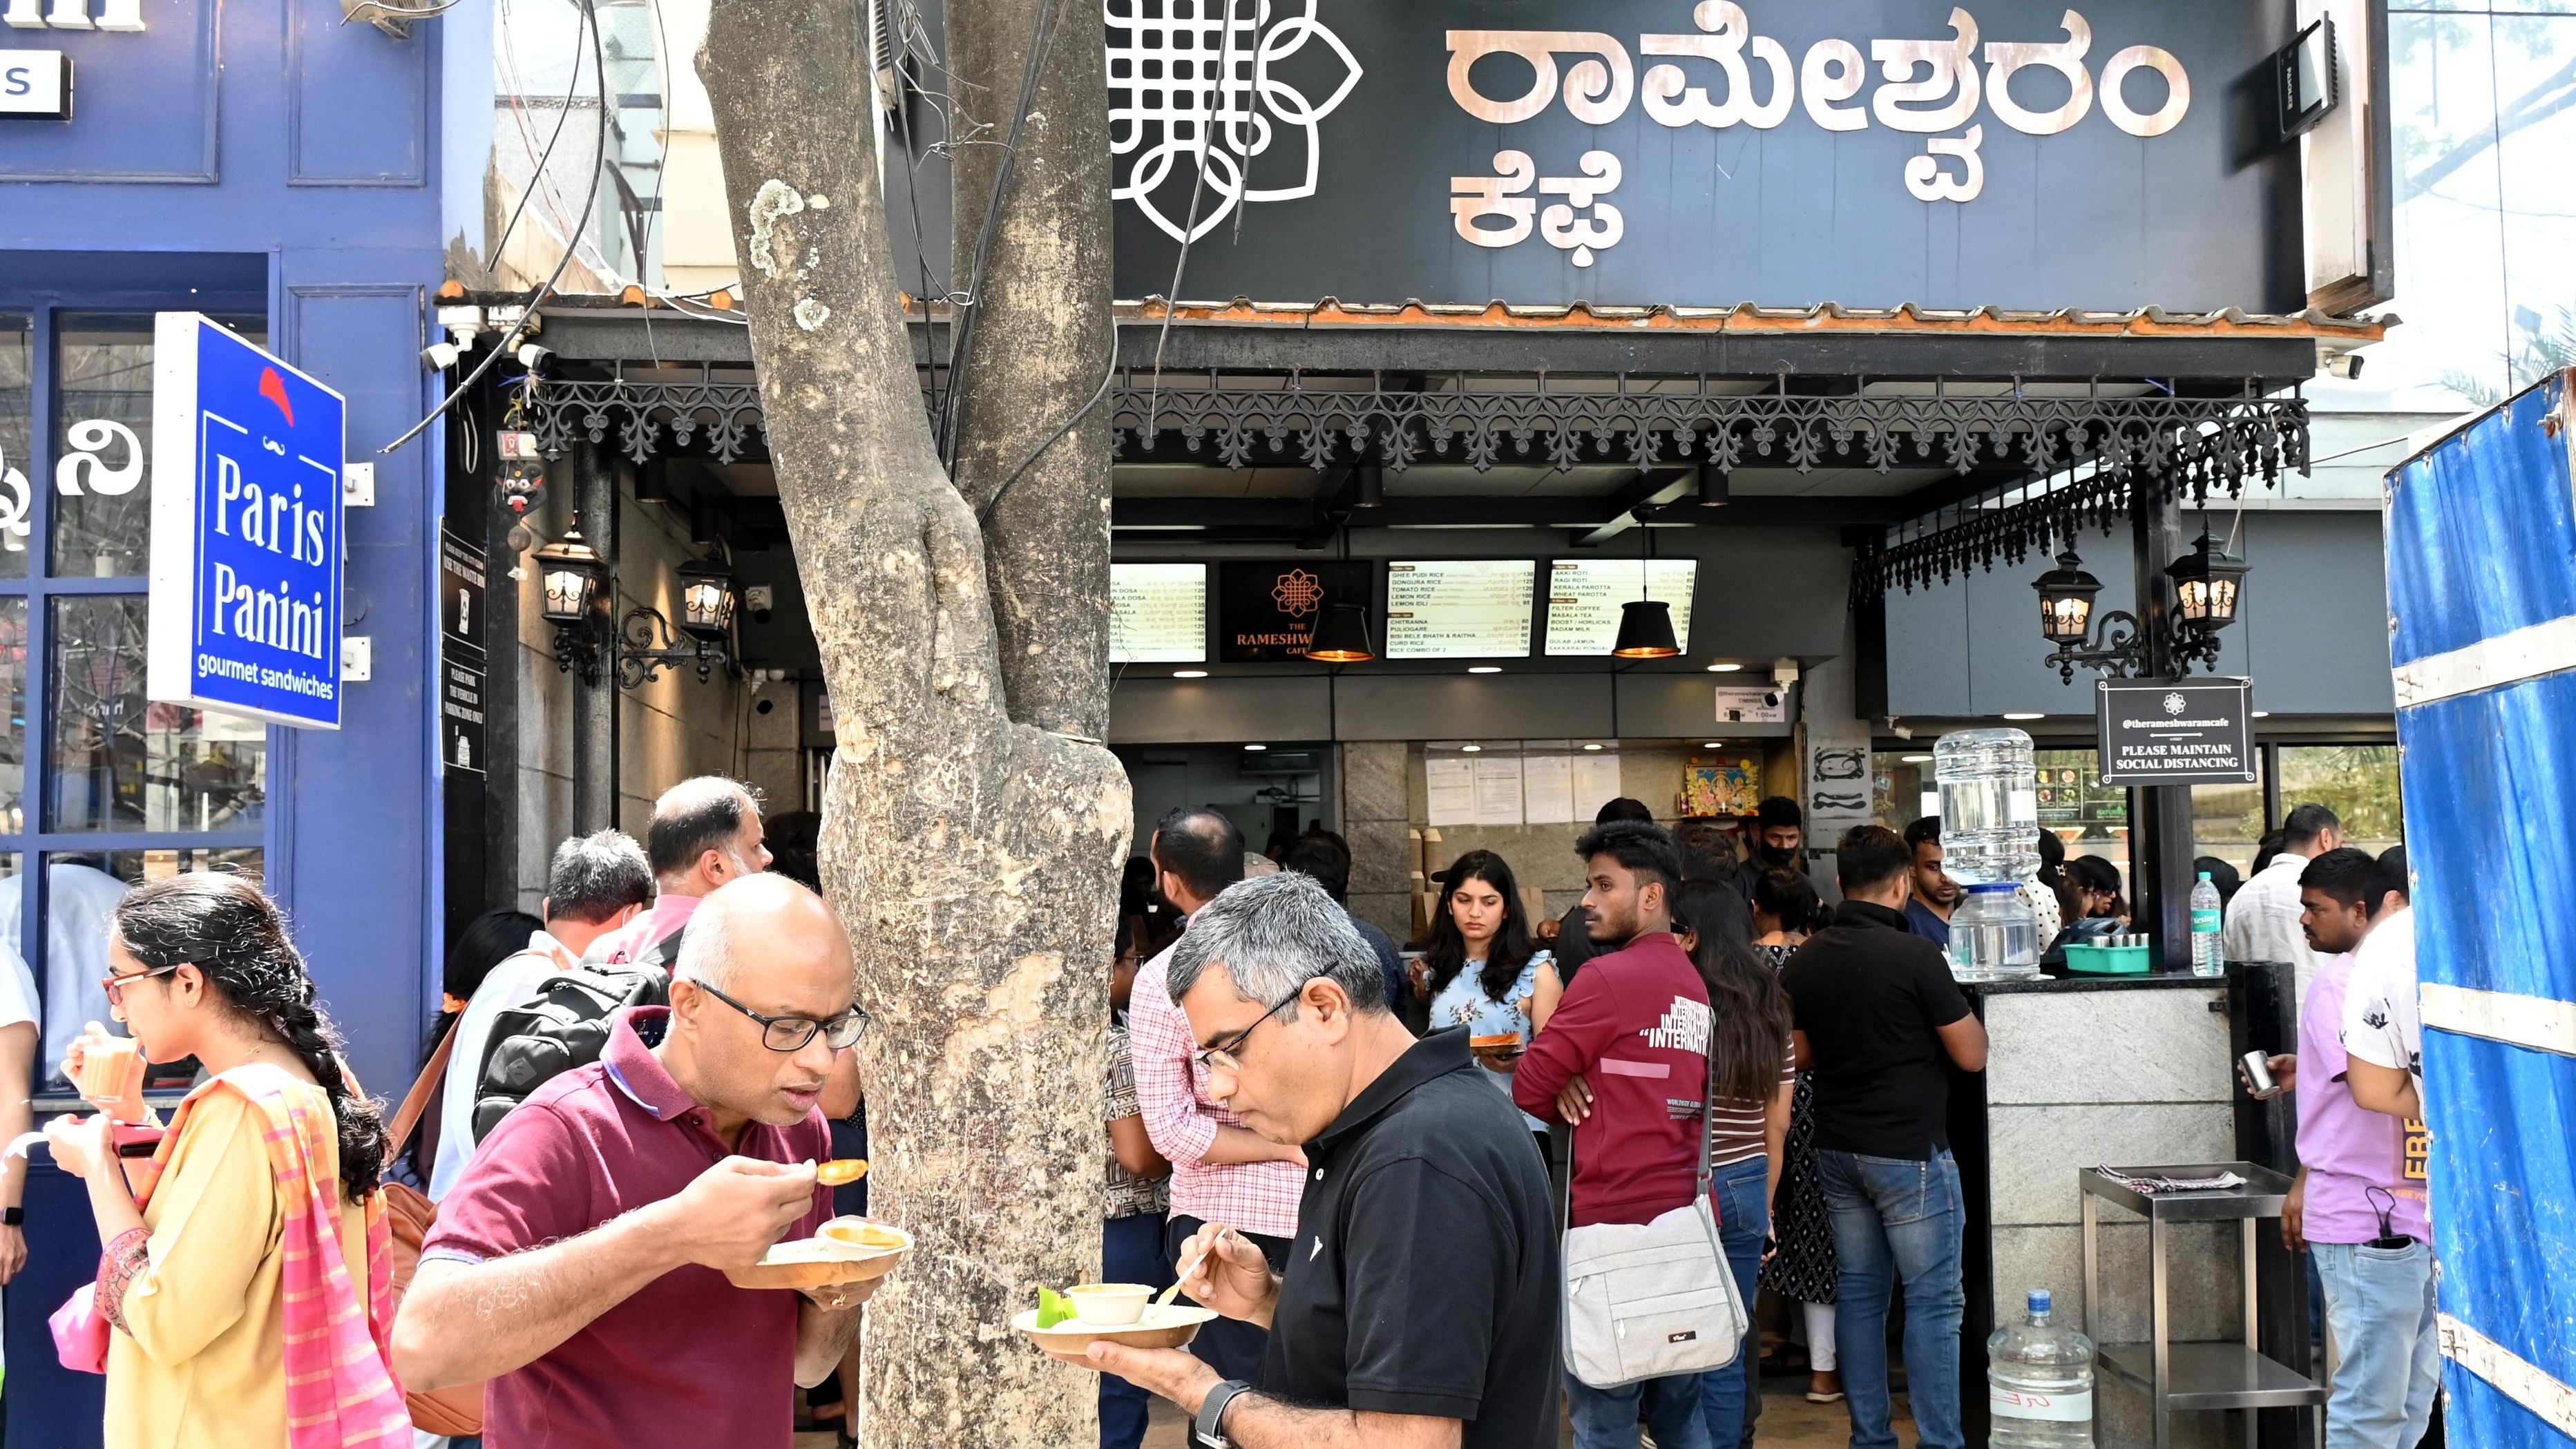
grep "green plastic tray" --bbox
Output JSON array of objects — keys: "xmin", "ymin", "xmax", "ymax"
[{"xmin": 2063, "ymin": 941, "xmax": 2153, "ymax": 975}]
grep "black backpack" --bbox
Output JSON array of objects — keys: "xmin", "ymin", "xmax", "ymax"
[{"xmin": 472, "ymin": 963, "xmax": 668, "ymax": 1140}]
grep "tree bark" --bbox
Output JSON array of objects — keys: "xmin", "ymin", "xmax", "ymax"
[{"xmin": 700, "ymin": 5, "xmax": 1128, "ymax": 1446}]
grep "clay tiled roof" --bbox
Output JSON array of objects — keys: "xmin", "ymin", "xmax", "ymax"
[{"xmin": 1095, "ymin": 297, "xmax": 2392, "ymax": 341}]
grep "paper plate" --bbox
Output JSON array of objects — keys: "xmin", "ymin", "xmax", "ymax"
[
  {"xmin": 723, "ymin": 1217, "xmax": 912, "ymax": 1292},
  {"xmin": 1011, "ymin": 1303, "xmax": 1219, "ymax": 1353}
]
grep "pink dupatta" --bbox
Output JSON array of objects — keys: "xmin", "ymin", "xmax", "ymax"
[{"xmin": 107, "ymin": 1071, "xmax": 412, "ymax": 1449}]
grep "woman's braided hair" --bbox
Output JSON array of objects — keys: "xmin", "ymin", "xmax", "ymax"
[{"xmin": 111, "ymin": 874, "xmax": 388, "ymax": 1200}]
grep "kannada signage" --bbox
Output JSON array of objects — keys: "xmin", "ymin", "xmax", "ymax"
[
  {"xmin": 2095, "ymin": 676, "xmax": 2255, "ymax": 785},
  {"xmin": 1089, "ymin": 0, "xmax": 2301, "ymax": 311},
  {"xmin": 1385, "ymin": 559, "xmax": 1534, "ymax": 659},
  {"xmin": 1111, "ymin": 562, "xmax": 1210, "ymax": 663},
  {"xmin": 1546, "ymin": 559, "xmax": 1697, "ymax": 655},
  {"xmin": 1217, "ymin": 560, "xmax": 1373, "ymax": 662},
  {"xmin": 146, "ymin": 313, "xmax": 344, "ymax": 729}
]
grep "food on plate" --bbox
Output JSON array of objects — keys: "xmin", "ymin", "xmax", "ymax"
[
  {"xmin": 1037, "ymin": 1287, "xmax": 1077, "ymax": 1330},
  {"xmin": 1065, "ymin": 1283, "xmax": 1152, "ymax": 1326},
  {"xmin": 814, "ymin": 1158, "xmax": 870, "ymax": 1186}
]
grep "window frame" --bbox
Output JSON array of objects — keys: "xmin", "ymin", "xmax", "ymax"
[{"xmin": 0, "ymin": 296, "xmax": 272, "ymax": 1100}]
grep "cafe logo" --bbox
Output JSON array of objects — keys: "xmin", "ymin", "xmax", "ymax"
[
  {"xmin": 1107, "ymin": 0, "xmax": 1363, "ymax": 244},
  {"xmin": 2164, "ymin": 691, "xmax": 2187, "ymax": 714},
  {"xmin": 1272, "ymin": 568, "xmax": 1324, "ymax": 618}
]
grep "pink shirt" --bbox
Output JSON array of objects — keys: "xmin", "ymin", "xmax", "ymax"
[
  {"xmin": 1127, "ymin": 929, "xmax": 1304, "ymax": 1238},
  {"xmin": 422, "ymin": 1008, "xmax": 831, "ymax": 1449},
  {"xmin": 601, "ymin": 891, "xmax": 702, "ymax": 964},
  {"xmin": 2297, "ymin": 952, "xmax": 2431, "ymax": 1243}
]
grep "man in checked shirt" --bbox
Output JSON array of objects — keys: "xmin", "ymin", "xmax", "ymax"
[{"xmin": 1129, "ymin": 806, "xmax": 1313, "ymax": 1381}]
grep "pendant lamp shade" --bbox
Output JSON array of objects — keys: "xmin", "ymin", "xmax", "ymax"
[
  {"xmin": 1304, "ymin": 602, "xmax": 1375, "ymax": 662},
  {"xmin": 1611, "ymin": 598, "xmax": 1681, "ymax": 659}
]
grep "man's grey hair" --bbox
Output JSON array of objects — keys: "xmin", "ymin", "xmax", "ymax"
[
  {"xmin": 1167, "ymin": 872, "xmax": 1389, "ymax": 1017},
  {"xmin": 545, "ymin": 829, "xmax": 654, "ymax": 925}
]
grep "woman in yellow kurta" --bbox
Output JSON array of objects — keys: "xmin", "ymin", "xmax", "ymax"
[{"xmin": 44, "ymin": 874, "xmax": 408, "ymax": 1449}]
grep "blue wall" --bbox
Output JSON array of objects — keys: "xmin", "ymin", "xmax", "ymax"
[
  {"xmin": 0, "ymin": 0, "xmax": 448, "ymax": 1097},
  {"xmin": 1885, "ymin": 510, "xmax": 2397, "ymax": 720}
]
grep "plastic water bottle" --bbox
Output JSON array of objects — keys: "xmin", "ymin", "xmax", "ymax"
[
  {"xmin": 1989, "ymin": 1289, "xmax": 2095, "ymax": 1447},
  {"xmin": 1949, "ymin": 883, "xmax": 2041, "ymax": 981},
  {"xmin": 1934, "ymin": 729, "xmax": 2039, "ymax": 885},
  {"xmin": 2189, "ymin": 872, "xmax": 2226, "ymax": 977}
]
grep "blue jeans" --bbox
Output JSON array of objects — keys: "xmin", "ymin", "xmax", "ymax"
[
  {"xmin": 1696, "ymin": 1155, "xmax": 1770, "ymax": 1448},
  {"xmin": 2313, "ymin": 1239, "xmax": 2441, "ymax": 1449},
  {"xmin": 1566, "ymin": 1370, "xmax": 1712, "ymax": 1449},
  {"xmin": 1100, "ymin": 1211, "xmax": 1176, "ymax": 1449},
  {"xmin": 1817, "ymin": 1148, "xmax": 1967, "ymax": 1449}
]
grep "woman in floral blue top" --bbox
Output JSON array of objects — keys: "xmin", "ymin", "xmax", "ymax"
[{"xmin": 1421, "ymin": 850, "xmax": 1560, "ymax": 1144}]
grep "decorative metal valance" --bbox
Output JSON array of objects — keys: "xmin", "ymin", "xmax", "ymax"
[
  {"xmin": 524, "ymin": 367, "xmax": 2306, "ymax": 486},
  {"xmin": 1850, "ymin": 397, "xmax": 2307, "ymax": 602}
]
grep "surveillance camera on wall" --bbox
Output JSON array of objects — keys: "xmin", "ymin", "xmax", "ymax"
[
  {"xmin": 420, "ymin": 340, "xmax": 460, "ymax": 372},
  {"xmin": 2326, "ymin": 351, "xmax": 2365, "ymax": 381}
]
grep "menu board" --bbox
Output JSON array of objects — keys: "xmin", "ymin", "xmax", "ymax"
[
  {"xmin": 1109, "ymin": 563, "xmax": 1208, "ymax": 663},
  {"xmin": 1543, "ymin": 559, "xmax": 1699, "ymax": 655},
  {"xmin": 1384, "ymin": 560, "xmax": 1535, "ymax": 660}
]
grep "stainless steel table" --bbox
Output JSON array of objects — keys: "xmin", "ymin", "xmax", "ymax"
[{"xmin": 2080, "ymin": 1163, "xmax": 2327, "ymax": 1449}]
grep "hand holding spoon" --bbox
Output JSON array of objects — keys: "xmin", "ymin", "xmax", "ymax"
[{"xmin": 1160, "ymin": 1225, "xmax": 1231, "ymax": 1307}]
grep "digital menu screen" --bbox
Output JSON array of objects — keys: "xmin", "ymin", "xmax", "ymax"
[
  {"xmin": 1384, "ymin": 560, "xmax": 1535, "ymax": 660},
  {"xmin": 1544, "ymin": 559, "xmax": 1698, "ymax": 655},
  {"xmin": 1109, "ymin": 563, "xmax": 1208, "ymax": 663}
]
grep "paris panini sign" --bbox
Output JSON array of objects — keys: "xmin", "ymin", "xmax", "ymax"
[{"xmin": 1098, "ymin": 0, "xmax": 2303, "ymax": 314}]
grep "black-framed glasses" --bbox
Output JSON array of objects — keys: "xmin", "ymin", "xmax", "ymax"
[
  {"xmin": 1195, "ymin": 975, "xmax": 1324, "ymax": 1075},
  {"xmin": 101, "ymin": 963, "xmax": 183, "ymax": 1006},
  {"xmin": 692, "ymin": 979, "xmax": 870, "ymax": 1053}
]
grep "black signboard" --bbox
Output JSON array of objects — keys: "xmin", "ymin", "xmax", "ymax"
[
  {"xmin": 439, "ymin": 528, "xmax": 487, "ymax": 660},
  {"xmin": 1217, "ymin": 561, "xmax": 1375, "ymax": 662},
  {"xmin": 1087, "ymin": 0, "xmax": 2300, "ymax": 311},
  {"xmin": 441, "ymin": 657, "xmax": 487, "ymax": 777},
  {"xmin": 2095, "ymin": 677, "xmax": 2256, "ymax": 785}
]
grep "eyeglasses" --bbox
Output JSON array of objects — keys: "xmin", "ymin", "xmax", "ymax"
[
  {"xmin": 692, "ymin": 979, "xmax": 871, "ymax": 1053},
  {"xmin": 1195, "ymin": 975, "xmax": 1324, "ymax": 1075},
  {"xmin": 101, "ymin": 964, "xmax": 183, "ymax": 1006}
]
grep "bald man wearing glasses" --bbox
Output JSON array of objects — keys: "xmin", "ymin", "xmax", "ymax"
[{"xmin": 393, "ymin": 874, "xmax": 880, "ymax": 1449}]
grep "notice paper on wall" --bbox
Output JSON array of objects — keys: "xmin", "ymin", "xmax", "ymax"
[
  {"xmin": 1425, "ymin": 755, "xmax": 1478, "ymax": 825},
  {"xmin": 1570, "ymin": 751, "xmax": 1623, "ymax": 821},
  {"xmin": 1522, "ymin": 754, "xmax": 1575, "ymax": 824},
  {"xmin": 1472, "ymin": 754, "xmax": 1525, "ymax": 825}
]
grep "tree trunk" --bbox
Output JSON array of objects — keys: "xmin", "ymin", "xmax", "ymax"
[{"xmin": 700, "ymin": 5, "xmax": 1128, "ymax": 1446}]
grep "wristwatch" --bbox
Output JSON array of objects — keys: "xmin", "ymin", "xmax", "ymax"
[
  {"xmin": 1194, "ymin": 1379, "xmax": 1253, "ymax": 1448},
  {"xmin": 1, "ymin": 1206, "xmax": 19, "ymax": 1226}
]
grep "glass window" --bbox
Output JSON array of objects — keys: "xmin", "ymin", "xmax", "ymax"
[
  {"xmin": 2032, "ymin": 748, "xmax": 2129, "ymax": 863},
  {"xmin": 2278, "ymin": 746, "xmax": 2405, "ymax": 857},
  {"xmin": 52, "ymin": 316, "xmax": 158, "ymax": 579},
  {"xmin": 48, "ymin": 597, "xmax": 267, "ymax": 833},
  {"xmin": 1870, "ymin": 749, "xmax": 1939, "ymax": 827},
  {"xmin": 2192, "ymin": 757, "xmax": 2266, "ymax": 879},
  {"xmin": 0, "ymin": 315, "xmax": 28, "ymax": 579},
  {"xmin": 0, "ymin": 597, "xmax": 21, "ymax": 833},
  {"xmin": 26, "ymin": 849, "xmax": 260, "ymax": 1090}
]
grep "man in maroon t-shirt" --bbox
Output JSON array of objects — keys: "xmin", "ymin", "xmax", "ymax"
[
  {"xmin": 1516, "ymin": 821, "xmax": 1715, "ymax": 1449},
  {"xmin": 393, "ymin": 874, "xmax": 878, "ymax": 1449}
]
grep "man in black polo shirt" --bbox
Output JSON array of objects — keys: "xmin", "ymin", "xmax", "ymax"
[
  {"xmin": 1782, "ymin": 825, "xmax": 1987, "ymax": 1449},
  {"xmin": 1074, "ymin": 872, "xmax": 1558, "ymax": 1449}
]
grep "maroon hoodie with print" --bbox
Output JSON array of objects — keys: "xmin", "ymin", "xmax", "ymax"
[{"xmin": 1513, "ymin": 932, "xmax": 1713, "ymax": 1228}]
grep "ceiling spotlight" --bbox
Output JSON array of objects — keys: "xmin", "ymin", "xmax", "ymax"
[
  {"xmin": 1243, "ymin": 743, "xmax": 1267, "ymax": 751},
  {"xmin": 1902, "ymin": 754, "xmax": 1934, "ymax": 764},
  {"xmin": 1462, "ymin": 744, "xmax": 1483, "ymax": 754},
  {"xmin": 1708, "ymin": 662, "xmax": 1744, "ymax": 673},
  {"xmin": 1703, "ymin": 742, "xmax": 1725, "ymax": 749},
  {"xmin": 1172, "ymin": 670, "xmax": 1208, "ymax": 679},
  {"xmin": 2003, "ymin": 712, "xmax": 2045, "ymax": 721},
  {"xmin": 1467, "ymin": 666, "xmax": 1502, "ymax": 675},
  {"xmin": 2253, "ymin": 710, "xmax": 2272, "ymax": 718},
  {"xmin": 1582, "ymin": 743, "xmax": 1604, "ymax": 751}
]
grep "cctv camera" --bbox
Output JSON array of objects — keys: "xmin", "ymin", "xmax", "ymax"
[
  {"xmin": 2327, "ymin": 352, "xmax": 2365, "ymax": 381},
  {"xmin": 421, "ymin": 340, "xmax": 461, "ymax": 371},
  {"xmin": 515, "ymin": 342, "xmax": 553, "ymax": 370}
]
